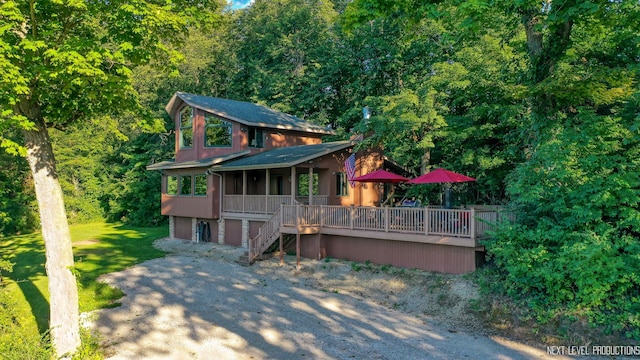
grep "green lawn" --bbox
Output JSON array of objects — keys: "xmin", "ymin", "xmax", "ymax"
[{"xmin": 0, "ymin": 222, "xmax": 168, "ymax": 334}]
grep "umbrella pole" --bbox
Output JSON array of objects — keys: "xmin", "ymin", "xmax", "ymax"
[{"xmin": 444, "ymin": 185, "xmax": 452, "ymax": 209}]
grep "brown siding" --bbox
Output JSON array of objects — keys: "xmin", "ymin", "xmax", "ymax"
[
  {"xmin": 249, "ymin": 221, "xmax": 263, "ymax": 240},
  {"xmin": 175, "ymin": 217, "xmax": 192, "ymax": 240},
  {"xmin": 161, "ymin": 170, "xmax": 219, "ymax": 219},
  {"xmin": 322, "ymin": 235, "xmax": 476, "ymax": 274},
  {"xmin": 224, "ymin": 219, "xmax": 243, "ymax": 246},
  {"xmin": 175, "ymin": 107, "xmax": 325, "ymax": 163},
  {"xmin": 299, "ymin": 234, "xmax": 322, "ymax": 260}
]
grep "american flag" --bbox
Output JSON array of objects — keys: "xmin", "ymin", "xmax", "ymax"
[{"xmin": 345, "ymin": 153, "xmax": 356, "ymax": 188}]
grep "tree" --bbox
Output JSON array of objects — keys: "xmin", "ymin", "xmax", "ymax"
[{"xmin": 0, "ymin": 0, "xmax": 224, "ymax": 356}]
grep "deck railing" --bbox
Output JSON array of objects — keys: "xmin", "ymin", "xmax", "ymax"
[
  {"xmin": 281, "ymin": 205, "xmax": 507, "ymax": 239},
  {"xmin": 223, "ymin": 195, "xmax": 328, "ymax": 214}
]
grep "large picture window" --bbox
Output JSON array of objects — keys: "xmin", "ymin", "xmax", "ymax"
[
  {"xmin": 204, "ymin": 112, "xmax": 232, "ymax": 147},
  {"xmin": 167, "ymin": 176, "xmax": 178, "ymax": 195},
  {"xmin": 336, "ymin": 172, "xmax": 348, "ymax": 196},
  {"xmin": 194, "ymin": 174, "xmax": 207, "ymax": 196},
  {"xmin": 179, "ymin": 106, "xmax": 193, "ymax": 148},
  {"xmin": 180, "ymin": 175, "xmax": 192, "ymax": 195}
]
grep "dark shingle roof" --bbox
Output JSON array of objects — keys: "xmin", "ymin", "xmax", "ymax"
[
  {"xmin": 167, "ymin": 92, "xmax": 334, "ymax": 135},
  {"xmin": 146, "ymin": 150, "xmax": 251, "ymax": 170},
  {"xmin": 209, "ymin": 141, "xmax": 353, "ymax": 172}
]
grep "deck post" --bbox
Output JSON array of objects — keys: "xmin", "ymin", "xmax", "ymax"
[
  {"xmin": 265, "ymin": 168, "xmax": 270, "ymax": 214},
  {"xmin": 384, "ymin": 206, "xmax": 389, "ymax": 232},
  {"xmin": 349, "ymin": 205, "xmax": 354, "ymax": 230},
  {"xmin": 279, "ymin": 203, "xmax": 284, "ymax": 265},
  {"xmin": 296, "ymin": 203, "xmax": 301, "ymax": 270},
  {"xmin": 470, "ymin": 207, "xmax": 476, "ymax": 239},
  {"xmin": 320, "ymin": 204, "xmax": 325, "ymax": 227},
  {"xmin": 424, "ymin": 206, "xmax": 430, "ymax": 235},
  {"xmin": 242, "ymin": 170, "xmax": 247, "ymax": 213}
]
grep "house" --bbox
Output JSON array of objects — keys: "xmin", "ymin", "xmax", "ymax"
[
  {"xmin": 147, "ymin": 92, "xmax": 386, "ymax": 246},
  {"xmin": 148, "ymin": 92, "xmax": 503, "ymax": 274}
]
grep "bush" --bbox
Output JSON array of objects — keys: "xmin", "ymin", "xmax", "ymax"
[{"xmin": 484, "ymin": 110, "xmax": 640, "ymax": 339}]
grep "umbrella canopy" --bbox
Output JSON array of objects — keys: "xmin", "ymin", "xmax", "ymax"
[
  {"xmin": 408, "ymin": 168, "xmax": 475, "ymax": 184},
  {"xmin": 352, "ymin": 169, "xmax": 409, "ymax": 183}
]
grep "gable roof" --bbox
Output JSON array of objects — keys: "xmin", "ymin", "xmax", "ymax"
[
  {"xmin": 166, "ymin": 92, "xmax": 335, "ymax": 135},
  {"xmin": 208, "ymin": 140, "xmax": 354, "ymax": 172}
]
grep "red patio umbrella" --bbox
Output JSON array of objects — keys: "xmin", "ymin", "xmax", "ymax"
[
  {"xmin": 352, "ymin": 169, "xmax": 410, "ymax": 183},
  {"xmin": 409, "ymin": 168, "xmax": 475, "ymax": 208},
  {"xmin": 408, "ymin": 168, "xmax": 475, "ymax": 184},
  {"xmin": 352, "ymin": 169, "xmax": 409, "ymax": 206}
]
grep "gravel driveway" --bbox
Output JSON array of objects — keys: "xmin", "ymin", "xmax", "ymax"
[{"xmin": 90, "ymin": 239, "xmax": 566, "ymax": 360}]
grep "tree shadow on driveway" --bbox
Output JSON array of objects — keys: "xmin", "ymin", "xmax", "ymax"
[{"xmin": 91, "ymin": 248, "xmax": 566, "ymax": 359}]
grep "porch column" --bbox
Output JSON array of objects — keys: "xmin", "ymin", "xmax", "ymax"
[
  {"xmin": 242, "ymin": 170, "xmax": 247, "ymax": 213},
  {"xmin": 242, "ymin": 219, "xmax": 249, "ymax": 248},
  {"xmin": 218, "ymin": 218, "xmax": 225, "ymax": 244},
  {"xmin": 290, "ymin": 166, "xmax": 296, "ymax": 204},
  {"xmin": 265, "ymin": 168, "xmax": 270, "ymax": 214},
  {"xmin": 308, "ymin": 167, "xmax": 313, "ymax": 205},
  {"xmin": 191, "ymin": 218, "xmax": 197, "ymax": 242},
  {"xmin": 169, "ymin": 215, "xmax": 175, "ymax": 240}
]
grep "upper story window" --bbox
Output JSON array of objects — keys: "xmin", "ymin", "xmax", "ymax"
[
  {"xmin": 204, "ymin": 112, "xmax": 232, "ymax": 147},
  {"xmin": 179, "ymin": 106, "xmax": 193, "ymax": 148},
  {"xmin": 248, "ymin": 127, "xmax": 263, "ymax": 148}
]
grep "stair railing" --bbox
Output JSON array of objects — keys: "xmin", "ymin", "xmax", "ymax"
[{"xmin": 248, "ymin": 210, "xmax": 281, "ymax": 263}]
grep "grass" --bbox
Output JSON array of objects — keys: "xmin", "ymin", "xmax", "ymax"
[{"xmin": 0, "ymin": 222, "xmax": 168, "ymax": 335}]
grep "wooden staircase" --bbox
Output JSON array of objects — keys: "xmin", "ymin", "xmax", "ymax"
[{"xmin": 237, "ymin": 211, "xmax": 281, "ymax": 266}]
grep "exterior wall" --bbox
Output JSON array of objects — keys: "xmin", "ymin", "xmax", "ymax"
[
  {"xmin": 174, "ymin": 217, "xmax": 193, "ymax": 240},
  {"xmin": 174, "ymin": 106, "xmax": 324, "ymax": 163},
  {"xmin": 321, "ymin": 235, "xmax": 476, "ymax": 274},
  {"xmin": 161, "ymin": 168, "xmax": 220, "ymax": 219},
  {"xmin": 224, "ymin": 219, "xmax": 243, "ymax": 246}
]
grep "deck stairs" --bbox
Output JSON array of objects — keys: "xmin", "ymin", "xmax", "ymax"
[{"xmin": 237, "ymin": 211, "xmax": 281, "ymax": 266}]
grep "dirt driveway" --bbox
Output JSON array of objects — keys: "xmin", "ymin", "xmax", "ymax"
[{"xmin": 90, "ymin": 239, "xmax": 566, "ymax": 359}]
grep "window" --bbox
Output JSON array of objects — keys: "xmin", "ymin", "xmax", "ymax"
[
  {"xmin": 179, "ymin": 106, "xmax": 193, "ymax": 148},
  {"xmin": 167, "ymin": 176, "xmax": 178, "ymax": 195},
  {"xmin": 204, "ymin": 112, "xmax": 232, "ymax": 147},
  {"xmin": 248, "ymin": 127, "xmax": 263, "ymax": 148},
  {"xmin": 180, "ymin": 175, "xmax": 192, "ymax": 195},
  {"xmin": 336, "ymin": 172, "xmax": 348, "ymax": 196},
  {"xmin": 194, "ymin": 174, "xmax": 207, "ymax": 196},
  {"xmin": 297, "ymin": 173, "xmax": 319, "ymax": 196}
]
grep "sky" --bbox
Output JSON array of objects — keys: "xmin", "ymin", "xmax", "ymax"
[{"xmin": 229, "ymin": 0, "xmax": 254, "ymax": 9}]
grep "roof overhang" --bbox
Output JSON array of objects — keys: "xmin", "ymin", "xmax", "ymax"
[
  {"xmin": 146, "ymin": 150, "xmax": 251, "ymax": 171},
  {"xmin": 208, "ymin": 140, "xmax": 355, "ymax": 172}
]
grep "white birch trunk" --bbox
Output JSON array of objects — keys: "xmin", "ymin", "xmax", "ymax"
[{"xmin": 22, "ymin": 119, "xmax": 80, "ymax": 358}]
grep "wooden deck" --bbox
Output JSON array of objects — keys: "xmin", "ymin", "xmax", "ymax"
[{"xmin": 247, "ymin": 204, "xmax": 508, "ymax": 266}]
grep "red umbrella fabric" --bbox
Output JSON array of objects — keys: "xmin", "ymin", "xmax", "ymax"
[
  {"xmin": 352, "ymin": 169, "xmax": 409, "ymax": 183},
  {"xmin": 408, "ymin": 168, "xmax": 475, "ymax": 184}
]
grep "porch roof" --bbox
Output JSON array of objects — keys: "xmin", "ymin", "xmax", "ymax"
[
  {"xmin": 167, "ymin": 92, "xmax": 335, "ymax": 135},
  {"xmin": 146, "ymin": 150, "xmax": 251, "ymax": 170},
  {"xmin": 208, "ymin": 140, "xmax": 353, "ymax": 172}
]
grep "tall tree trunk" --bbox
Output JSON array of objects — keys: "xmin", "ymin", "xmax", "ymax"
[{"xmin": 21, "ymin": 116, "xmax": 80, "ymax": 358}]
